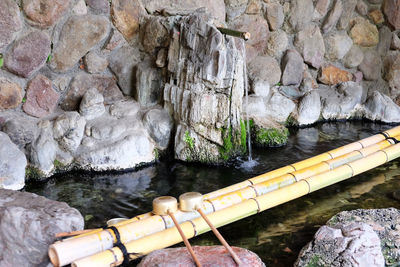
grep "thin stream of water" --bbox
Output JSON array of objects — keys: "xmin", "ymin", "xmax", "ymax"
[{"xmin": 242, "ymin": 40, "xmax": 252, "ymax": 162}]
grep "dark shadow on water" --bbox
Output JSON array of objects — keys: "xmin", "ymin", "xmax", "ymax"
[{"xmin": 25, "ymin": 120, "xmax": 400, "ymax": 266}]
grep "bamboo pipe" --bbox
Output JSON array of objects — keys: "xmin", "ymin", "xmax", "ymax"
[
  {"xmin": 217, "ymin": 27, "xmax": 251, "ymax": 40},
  {"xmin": 72, "ymin": 143, "xmax": 400, "ymax": 267},
  {"xmin": 180, "ymin": 192, "xmax": 242, "ymax": 266},
  {"xmin": 50, "ymin": 131, "xmax": 400, "ymax": 266}
]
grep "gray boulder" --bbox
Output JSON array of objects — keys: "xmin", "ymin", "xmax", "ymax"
[
  {"xmin": 324, "ymin": 31, "xmax": 353, "ymax": 61},
  {"xmin": 0, "ymin": 132, "xmax": 26, "ymax": 190},
  {"xmin": 1, "ymin": 116, "xmax": 38, "ymax": 149},
  {"xmin": 359, "ymin": 50, "xmax": 382, "ymax": 81},
  {"xmin": 135, "ymin": 59, "xmax": 163, "ymax": 107},
  {"xmin": 294, "ymin": 25, "xmax": 325, "ymax": 69},
  {"xmin": 143, "ymin": 109, "xmax": 173, "ymax": 150},
  {"xmin": 265, "ymin": 92, "xmax": 296, "ymax": 123},
  {"xmin": 281, "ymin": 50, "xmax": 304, "ymax": 86},
  {"xmin": 53, "ymin": 112, "xmax": 86, "ymax": 152},
  {"xmin": 248, "ymin": 55, "xmax": 281, "ymax": 88},
  {"xmin": 297, "ymin": 90, "xmax": 321, "ymax": 126},
  {"xmin": 109, "ymin": 99, "xmax": 141, "ymax": 119},
  {"xmin": 0, "ymin": 189, "xmax": 84, "ymax": 267},
  {"xmin": 364, "ymin": 91, "xmax": 400, "ymax": 123},
  {"xmin": 79, "ymin": 88, "xmax": 105, "ymax": 120}
]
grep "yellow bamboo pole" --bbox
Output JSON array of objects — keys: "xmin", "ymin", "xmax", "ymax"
[
  {"xmin": 72, "ymin": 142, "xmax": 400, "ymax": 267},
  {"xmin": 50, "ymin": 130, "xmax": 400, "ymax": 266}
]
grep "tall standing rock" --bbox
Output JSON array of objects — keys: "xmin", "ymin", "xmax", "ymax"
[
  {"xmin": 0, "ymin": 0, "xmax": 22, "ymax": 52},
  {"xmin": 281, "ymin": 50, "xmax": 304, "ymax": 86},
  {"xmin": 111, "ymin": 0, "xmax": 146, "ymax": 41},
  {"xmin": 23, "ymin": 75, "xmax": 59, "ymax": 118},
  {"xmin": 50, "ymin": 15, "xmax": 110, "ymax": 72},
  {"xmin": 322, "ymin": 0, "xmax": 343, "ymax": 33},
  {"xmin": 294, "ymin": 25, "xmax": 325, "ymax": 69},
  {"xmin": 0, "ymin": 78, "xmax": 22, "ymax": 110},
  {"xmin": 4, "ymin": 31, "xmax": 51, "ymax": 78},
  {"xmin": 289, "ymin": 0, "xmax": 314, "ymax": 31},
  {"xmin": 383, "ymin": 0, "xmax": 400, "ymax": 30},
  {"xmin": 23, "ymin": 0, "xmax": 72, "ymax": 28},
  {"xmin": 164, "ymin": 14, "xmax": 245, "ymax": 163}
]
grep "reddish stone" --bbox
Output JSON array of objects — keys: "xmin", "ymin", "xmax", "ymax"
[
  {"xmin": 0, "ymin": 0, "xmax": 22, "ymax": 52},
  {"xmin": 318, "ymin": 65, "xmax": 353, "ymax": 85},
  {"xmin": 138, "ymin": 246, "xmax": 265, "ymax": 267},
  {"xmin": 383, "ymin": 0, "xmax": 400, "ymax": 30},
  {"xmin": 23, "ymin": 75, "xmax": 59, "ymax": 118},
  {"xmin": 23, "ymin": 0, "xmax": 72, "ymax": 28},
  {"xmin": 61, "ymin": 73, "xmax": 123, "ymax": 111},
  {"xmin": 0, "ymin": 78, "xmax": 22, "ymax": 110},
  {"xmin": 4, "ymin": 31, "xmax": 50, "ymax": 78}
]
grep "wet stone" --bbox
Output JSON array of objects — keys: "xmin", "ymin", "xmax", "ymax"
[
  {"xmin": 50, "ymin": 15, "xmax": 109, "ymax": 72},
  {"xmin": 23, "ymin": 75, "xmax": 59, "ymax": 118},
  {"xmin": 0, "ymin": 0, "xmax": 22, "ymax": 52},
  {"xmin": 23, "ymin": 0, "xmax": 72, "ymax": 28},
  {"xmin": 0, "ymin": 78, "xmax": 22, "ymax": 110},
  {"xmin": 4, "ymin": 31, "xmax": 51, "ymax": 78}
]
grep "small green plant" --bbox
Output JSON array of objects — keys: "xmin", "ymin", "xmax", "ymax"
[
  {"xmin": 0, "ymin": 54, "xmax": 3, "ymax": 68},
  {"xmin": 275, "ymin": 82, "xmax": 281, "ymax": 86},
  {"xmin": 184, "ymin": 130, "xmax": 194, "ymax": 150},
  {"xmin": 53, "ymin": 159, "xmax": 63, "ymax": 169},
  {"xmin": 22, "ymin": 97, "xmax": 26, "ymax": 103},
  {"xmin": 46, "ymin": 54, "xmax": 52, "ymax": 62},
  {"xmin": 254, "ymin": 127, "xmax": 289, "ymax": 147}
]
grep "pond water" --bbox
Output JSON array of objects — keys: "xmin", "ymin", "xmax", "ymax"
[{"xmin": 26, "ymin": 121, "xmax": 400, "ymax": 266}]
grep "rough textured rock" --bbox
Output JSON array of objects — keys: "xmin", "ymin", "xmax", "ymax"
[
  {"xmin": 383, "ymin": 0, "xmax": 400, "ymax": 30},
  {"xmin": 264, "ymin": 2, "xmax": 284, "ymax": 31},
  {"xmin": 294, "ymin": 25, "xmax": 325, "ymax": 69},
  {"xmin": 297, "ymin": 90, "xmax": 321, "ymax": 126},
  {"xmin": 51, "ymin": 15, "xmax": 110, "ymax": 72},
  {"xmin": 356, "ymin": 0, "xmax": 368, "ymax": 15},
  {"xmin": 5, "ymin": 31, "xmax": 51, "ymax": 78},
  {"xmin": 231, "ymin": 15, "xmax": 269, "ymax": 61},
  {"xmin": 29, "ymin": 123, "xmax": 57, "ymax": 176},
  {"xmin": 324, "ymin": 32, "xmax": 353, "ymax": 61},
  {"xmin": 138, "ymin": 246, "xmax": 265, "ymax": 267},
  {"xmin": 225, "ymin": 0, "xmax": 247, "ymax": 21},
  {"xmin": 53, "ymin": 112, "xmax": 86, "ymax": 152},
  {"xmin": 265, "ymin": 30, "xmax": 288, "ymax": 58},
  {"xmin": 296, "ymin": 222, "xmax": 384, "ymax": 267},
  {"xmin": 264, "ymin": 92, "xmax": 296, "ymax": 122},
  {"xmin": 76, "ymin": 129, "xmax": 155, "ymax": 171},
  {"xmin": 1, "ymin": 116, "xmax": 38, "ymax": 149},
  {"xmin": 0, "ymin": 78, "xmax": 22, "ymax": 110},
  {"xmin": 61, "ymin": 73, "xmax": 123, "ymax": 111},
  {"xmin": 84, "ymin": 52, "xmax": 108, "ymax": 74},
  {"xmin": 0, "ymin": 189, "xmax": 84, "ymax": 266},
  {"xmin": 319, "ymin": 65, "xmax": 353, "ymax": 85},
  {"xmin": 0, "ymin": 0, "xmax": 22, "ymax": 52},
  {"xmin": 72, "ymin": 0, "xmax": 88, "ymax": 15},
  {"xmin": 281, "ymin": 50, "xmax": 304, "ymax": 86},
  {"xmin": 164, "ymin": 14, "xmax": 245, "ymax": 163},
  {"xmin": 0, "ymin": 132, "xmax": 26, "ymax": 190},
  {"xmin": 384, "ymin": 52, "xmax": 400, "ymax": 93},
  {"xmin": 84, "ymin": 116, "xmax": 128, "ymax": 141},
  {"xmin": 79, "ymin": 88, "xmax": 105, "ymax": 120},
  {"xmin": 142, "ymin": 0, "xmax": 226, "ymax": 22},
  {"xmin": 365, "ymin": 91, "xmax": 400, "ymax": 123},
  {"xmin": 103, "ymin": 28, "xmax": 127, "ymax": 53},
  {"xmin": 141, "ymin": 17, "xmax": 170, "ymax": 54},
  {"xmin": 289, "ymin": 0, "xmax": 314, "ymax": 31},
  {"xmin": 378, "ymin": 26, "xmax": 392, "ymax": 57},
  {"xmin": 248, "ymin": 56, "xmax": 281, "ymax": 87},
  {"xmin": 109, "ymin": 46, "xmax": 140, "ymax": 96},
  {"xmin": 320, "ymin": 82, "xmax": 364, "ymax": 120},
  {"xmin": 111, "ymin": 0, "xmax": 146, "ymax": 41},
  {"xmin": 135, "ymin": 59, "xmax": 163, "ymax": 107},
  {"xmin": 23, "ymin": 0, "xmax": 72, "ymax": 28},
  {"xmin": 344, "ymin": 45, "xmax": 364, "ymax": 68},
  {"xmin": 109, "ymin": 99, "xmax": 141, "ymax": 119},
  {"xmin": 23, "ymin": 75, "xmax": 59, "ymax": 118},
  {"xmin": 251, "ymin": 80, "xmax": 270, "ymax": 97},
  {"xmin": 245, "ymin": 0, "xmax": 261, "ymax": 15},
  {"xmin": 87, "ymin": 0, "xmax": 110, "ymax": 14},
  {"xmin": 350, "ymin": 17, "xmax": 379, "ymax": 47},
  {"xmin": 369, "ymin": 9, "xmax": 384, "ymax": 24},
  {"xmin": 313, "ymin": 0, "xmax": 331, "ymax": 20},
  {"xmin": 359, "ymin": 50, "xmax": 382, "ymax": 81},
  {"xmin": 338, "ymin": 0, "xmax": 357, "ymax": 30},
  {"xmin": 322, "ymin": 0, "xmax": 343, "ymax": 33},
  {"xmin": 143, "ymin": 108, "xmax": 173, "ymax": 150}
]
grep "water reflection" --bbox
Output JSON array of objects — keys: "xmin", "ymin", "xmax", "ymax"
[{"xmin": 26, "ymin": 121, "xmax": 400, "ymax": 266}]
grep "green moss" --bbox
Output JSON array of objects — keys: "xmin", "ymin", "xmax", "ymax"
[
  {"xmin": 220, "ymin": 128, "xmax": 234, "ymax": 161},
  {"xmin": 153, "ymin": 148, "xmax": 159, "ymax": 160},
  {"xmin": 0, "ymin": 54, "xmax": 3, "ymax": 68},
  {"xmin": 25, "ymin": 166, "xmax": 44, "ymax": 181},
  {"xmin": 285, "ymin": 114, "xmax": 297, "ymax": 127},
  {"xmin": 254, "ymin": 127, "xmax": 289, "ymax": 147},
  {"xmin": 184, "ymin": 130, "xmax": 194, "ymax": 150},
  {"xmin": 53, "ymin": 159, "xmax": 64, "ymax": 169},
  {"xmin": 305, "ymin": 255, "xmax": 324, "ymax": 267}
]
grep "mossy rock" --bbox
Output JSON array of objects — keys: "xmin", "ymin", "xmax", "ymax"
[
  {"xmin": 253, "ymin": 127, "xmax": 289, "ymax": 147},
  {"xmin": 25, "ymin": 166, "xmax": 45, "ymax": 181}
]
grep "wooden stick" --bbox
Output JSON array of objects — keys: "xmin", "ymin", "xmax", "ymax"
[
  {"xmin": 197, "ymin": 208, "xmax": 242, "ymax": 266},
  {"xmin": 168, "ymin": 211, "xmax": 202, "ymax": 267},
  {"xmin": 217, "ymin": 27, "xmax": 251, "ymax": 41},
  {"xmin": 55, "ymin": 229, "xmax": 96, "ymax": 238}
]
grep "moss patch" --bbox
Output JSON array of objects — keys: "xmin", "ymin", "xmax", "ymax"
[
  {"xmin": 25, "ymin": 166, "xmax": 45, "ymax": 181},
  {"xmin": 254, "ymin": 127, "xmax": 289, "ymax": 147},
  {"xmin": 305, "ymin": 255, "xmax": 325, "ymax": 267}
]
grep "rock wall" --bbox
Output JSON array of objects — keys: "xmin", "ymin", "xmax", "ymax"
[{"xmin": 1, "ymin": 0, "xmax": 400, "ymax": 188}]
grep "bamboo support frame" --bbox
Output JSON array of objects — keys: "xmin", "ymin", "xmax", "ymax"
[
  {"xmin": 72, "ymin": 142, "xmax": 400, "ymax": 267},
  {"xmin": 50, "ymin": 127, "xmax": 400, "ymax": 266}
]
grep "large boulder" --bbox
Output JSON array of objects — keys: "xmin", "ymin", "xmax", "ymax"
[
  {"xmin": 248, "ymin": 56, "xmax": 281, "ymax": 88},
  {"xmin": 1, "ymin": 116, "xmax": 38, "ymax": 149},
  {"xmin": 281, "ymin": 50, "xmax": 304, "ymax": 86},
  {"xmin": 294, "ymin": 25, "xmax": 325, "ymax": 69},
  {"xmin": 23, "ymin": 0, "xmax": 72, "ymax": 28},
  {"xmin": 289, "ymin": 0, "xmax": 314, "ymax": 31},
  {"xmin": 79, "ymin": 88, "xmax": 105, "ymax": 120},
  {"xmin": 0, "ymin": 132, "xmax": 26, "ymax": 190},
  {"xmin": 143, "ymin": 108, "xmax": 173, "ymax": 150},
  {"xmin": 364, "ymin": 91, "xmax": 400, "ymax": 123},
  {"xmin": 135, "ymin": 59, "xmax": 163, "ymax": 107},
  {"xmin": 0, "ymin": 189, "xmax": 84, "ymax": 267},
  {"xmin": 322, "ymin": 0, "xmax": 343, "ymax": 33},
  {"xmin": 297, "ymin": 90, "xmax": 321, "ymax": 126},
  {"xmin": 138, "ymin": 246, "xmax": 265, "ymax": 267},
  {"xmin": 383, "ymin": 0, "xmax": 400, "ymax": 30},
  {"xmin": 53, "ymin": 112, "xmax": 86, "ymax": 152},
  {"xmin": 0, "ymin": 0, "xmax": 22, "ymax": 52}
]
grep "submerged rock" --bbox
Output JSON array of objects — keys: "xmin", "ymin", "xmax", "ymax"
[
  {"xmin": 0, "ymin": 189, "xmax": 83, "ymax": 267},
  {"xmin": 138, "ymin": 246, "xmax": 265, "ymax": 267},
  {"xmin": 0, "ymin": 132, "xmax": 26, "ymax": 190}
]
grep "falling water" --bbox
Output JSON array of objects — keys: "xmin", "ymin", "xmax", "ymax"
[{"xmin": 242, "ymin": 42, "xmax": 252, "ymax": 162}]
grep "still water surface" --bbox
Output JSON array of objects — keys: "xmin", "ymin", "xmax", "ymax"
[{"xmin": 26, "ymin": 121, "xmax": 400, "ymax": 266}]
